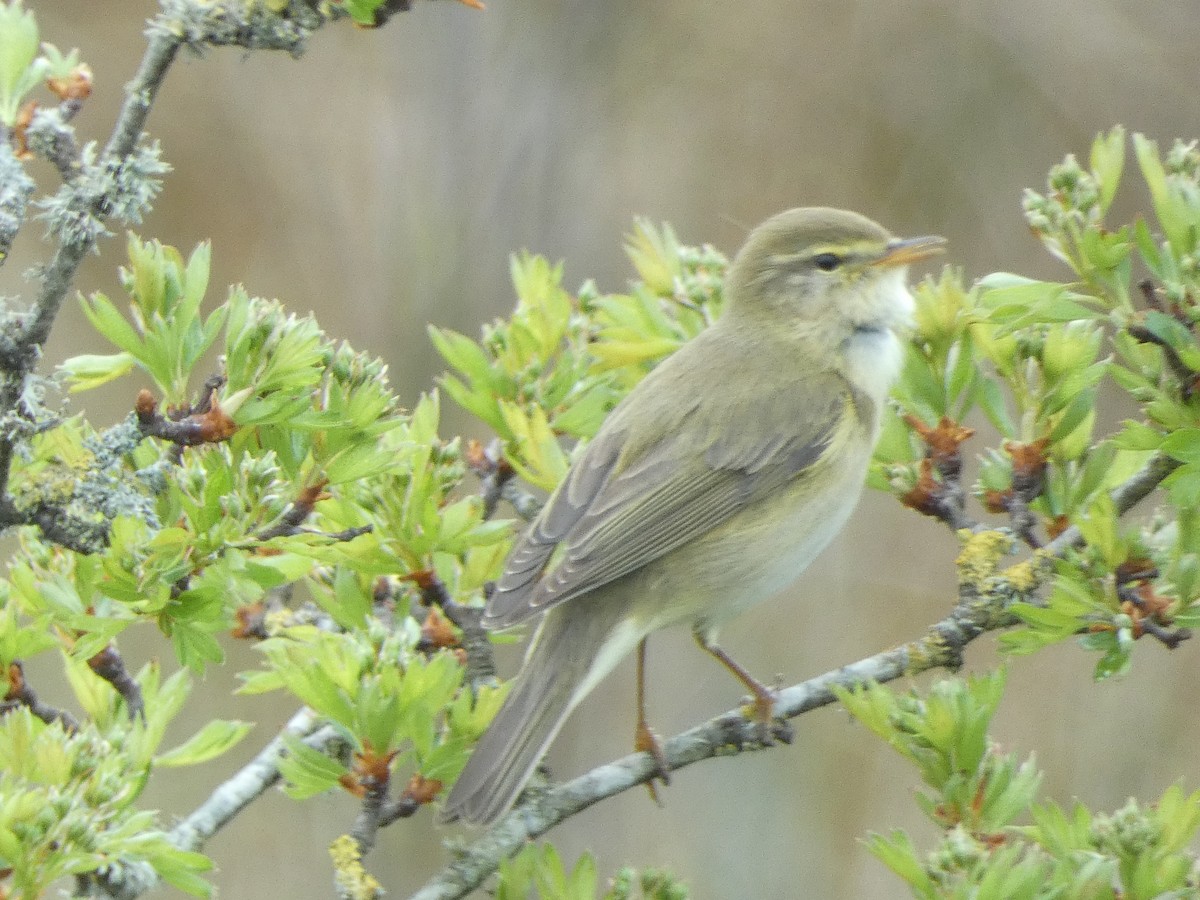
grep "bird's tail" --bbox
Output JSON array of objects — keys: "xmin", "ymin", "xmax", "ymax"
[{"xmin": 440, "ymin": 600, "xmax": 635, "ymax": 825}]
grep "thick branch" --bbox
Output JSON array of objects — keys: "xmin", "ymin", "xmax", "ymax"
[
  {"xmin": 410, "ymin": 602, "xmax": 992, "ymax": 900},
  {"xmin": 171, "ymin": 710, "xmax": 341, "ymax": 852}
]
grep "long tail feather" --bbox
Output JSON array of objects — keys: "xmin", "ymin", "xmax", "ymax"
[{"xmin": 441, "ymin": 599, "xmax": 635, "ymax": 825}]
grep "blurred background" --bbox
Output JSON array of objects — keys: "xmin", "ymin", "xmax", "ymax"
[{"xmin": 19, "ymin": 1, "xmax": 1200, "ymax": 897}]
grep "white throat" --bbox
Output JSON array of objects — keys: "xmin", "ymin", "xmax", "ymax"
[{"xmin": 840, "ymin": 271, "xmax": 912, "ymax": 406}]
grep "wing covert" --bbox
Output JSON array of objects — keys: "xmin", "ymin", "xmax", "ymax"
[{"xmin": 483, "ymin": 376, "xmax": 848, "ymax": 629}]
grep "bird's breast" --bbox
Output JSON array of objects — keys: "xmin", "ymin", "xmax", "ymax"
[{"xmin": 631, "ymin": 440, "xmax": 874, "ymax": 631}]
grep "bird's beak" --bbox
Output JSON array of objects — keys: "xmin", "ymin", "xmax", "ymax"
[{"xmin": 871, "ymin": 235, "xmax": 947, "ymax": 269}]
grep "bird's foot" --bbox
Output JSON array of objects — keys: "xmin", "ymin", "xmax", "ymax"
[
  {"xmin": 741, "ymin": 679, "xmax": 793, "ymax": 746},
  {"xmin": 635, "ymin": 719, "xmax": 671, "ymax": 805}
]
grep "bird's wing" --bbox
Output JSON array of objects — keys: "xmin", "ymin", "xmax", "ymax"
[{"xmin": 483, "ymin": 374, "xmax": 850, "ymax": 629}]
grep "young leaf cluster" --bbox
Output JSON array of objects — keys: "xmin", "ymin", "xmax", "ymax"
[
  {"xmin": 874, "ymin": 128, "xmax": 1200, "ymax": 677},
  {"xmin": 430, "ymin": 222, "xmax": 725, "ymax": 490},
  {"xmin": 2, "ymin": 230, "xmax": 506, "ymax": 890},
  {"xmin": 841, "ymin": 673, "xmax": 1200, "ymax": 899},
  {"xmin": 0, "ymin": 664, "xmax": 250, "ymax": 897},
  {"xmin": 495, "ymin": 844, "xmax": 690, "ymax": 900}
]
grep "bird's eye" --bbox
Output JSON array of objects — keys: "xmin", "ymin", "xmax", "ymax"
[{"xmin": 812, "ymin": 252, "xmax": 842, "ymax": 272}]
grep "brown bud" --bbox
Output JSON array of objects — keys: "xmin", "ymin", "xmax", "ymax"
[
  {"xmin": 1044, "ymin": 515, "xmax": 1070, "ymax": 540},
  {"xmin": 464, "ymin": 439, "xmax": 489, "ymax": 473},
  {"xmin": 47, "ymin": 64, "xmax": 93, "ymax": 102},
  {"xmin": 1132, "ymin": 582, "xmax": 1172, "ymax": 618},
  {"xmin": 338, "ymin": 772, "xmax": 366, "ymax": 798},
  {"xmin": 352, "ymin": 741, "xmax": 397, "ymax": 784},
  {"xmin": 11, "ymin": 100, "xmax": 36, "ymax": 159},
  {"xmin": 231, "ymin": 602, "xmax": 267, "ymax": 640},
  {"xmin": 904, "ymin": 414, "xmax": 975, "ymax": 476},
  {"xmin": 193, "ymin": 392, "xmax": 237, "ymax": 442},
  {"xmin": 1005, "ymin": 439, "xmax": 1050, "ymax": 480},
  {"xmin": 135, "ymin": 389, "xmax": 157, "ymax": 422},
  {"xmin": 403, "ymin": 773, "xmax": 444, "ymax": 805},
  {"xmin": 4, "ymin": 661, "xmax": 25, "ymax": 700},
  {"xmin": 899, "ymin": 459, "xmax": 942, "ymax": 518},
  {"xmin": 982, "ymin": 489, "xmax": 1013, "ymax": 514},
  {"xmin": 420, "ymin": 606, "xmax": 458, "ymax": 650}
]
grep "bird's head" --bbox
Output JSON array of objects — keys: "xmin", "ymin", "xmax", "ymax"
[{"xmin": 724, "ymin": 206, "xmax": 945, "ymax": 346}]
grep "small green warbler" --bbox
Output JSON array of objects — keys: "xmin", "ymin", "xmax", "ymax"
[{"xmin": 441, "ymin": 207, "xmax": 945, "ymax": 825}]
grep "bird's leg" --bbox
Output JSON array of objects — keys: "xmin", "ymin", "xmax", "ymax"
[
  {"xmin": 694, "ymin": 629, "xmax": 793, "ymax": 744},
  {"xmin": 634, "ymin": 637, "xmax": 670, "ymax": 803}
]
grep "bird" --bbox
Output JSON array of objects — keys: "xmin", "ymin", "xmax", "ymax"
[{"xmin": 440, "ymin": 206, "xmax": 945, "ymax": 825}]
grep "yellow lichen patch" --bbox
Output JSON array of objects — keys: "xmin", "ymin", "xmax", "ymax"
[
  {"xmin": 330, "ymin": 834, "xmax": 383, "ymax": 900},
  {"xmin": 954, "ymin": 529, "xmax": 1014, "ymax": 589},
  {"xmin": 1001, "ymin": 554, "xmax": 1050, "ymax": 594}
]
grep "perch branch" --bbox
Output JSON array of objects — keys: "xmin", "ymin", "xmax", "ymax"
[{"xmin": 408, "ymin": 449, "xmax": 1180, "ymax": 900}]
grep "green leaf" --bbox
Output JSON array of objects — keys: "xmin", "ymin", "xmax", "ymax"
[
  {"xmin": 1113, "ymin": 420, "xmax": 1164, "ymax": 452},
  {"xmin": 1073, "ymin": 493, "xmax": 1122, "ymax": 567},
  {"xmin": 278, "ymin": 734, "xmax": 347, "ymax": 799},
  {"xmin": 156, "ymin": 720, "xmax": 254, "ymax": 767},
  {"xmin": 1162, "ymin": 429, "xmax": 1200, "ymax": 466},
  {"xmin": 144, "ymin": 847, "xmax": 214, "ymax": 898},
  {"xmin": 1134, "ymin": 133, "xmax": 1197, "ymax": 256},
  {"xmin": 323, "ymin": 442, "xmax": 392, "ymax": 486},
  {"xmin": 58, "ymin": 352, "xmax": 137, "ymax": 392},
  {"xmin": 169, "ymin": 621, "xmax": 225, "ymax": 673},
  {"xmin": 1090, "ymin": 126, "xmax": 1126, "ymax": 213},
  {"xmin": 0, "ymin": 0, "xmax": 46, "ymax": 125},
  {"xmin": 428, "ymin": 326, "xmax": 498, "ymax": 387},
  {"xmin": 1162, "ymin": 464, "xmax": 1200, "ymax": 508},
  {"xmin": 866, "ymin": 831, "xmax": 934, "ymax": 891},
  {"xmin": 625, "ymin": 219, "xmax": 682, "ymax": 294},
  {"xmin": 80, "ymin": 292, "xmax": 146, "ymax": 356}
]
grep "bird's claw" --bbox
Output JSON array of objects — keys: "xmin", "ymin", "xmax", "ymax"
[
  {"xmin": 635, "ymin": 719, "xmax": 671, "ymax": 804},
  {"xmin": 740, "ymin": 682, "xmax": 792, "ymax": 745}
]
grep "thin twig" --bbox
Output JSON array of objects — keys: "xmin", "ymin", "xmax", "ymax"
[
  {"xmin": 500, "ymin": 479, "xmax": 544, "ymax": 521},
  {"xmin": 87, "ymin": 644, "xmax": 145, "ymax": 721},
  {"xmin": 349, "ymin": 774, "xmax": 388, "ymax": 856},
  {"xmin": 1045, "ymin": 452, "xmax": 1181, "ymax": 555},
  {"xmin": 1, "ymin": 660, "xmax": 80, "ymax": 732}
]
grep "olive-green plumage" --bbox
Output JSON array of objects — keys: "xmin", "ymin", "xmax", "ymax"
[{"xmin": 441, "ymin": 207, "xmax": 944, "ymax": 825}]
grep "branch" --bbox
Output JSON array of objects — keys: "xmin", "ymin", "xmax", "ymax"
[
  {"xmin": 2, "ymin": 660, "xmax": 80, "ymax": 732},
  {"xmin": 0, "ymin": 497, "xmax": 109, "ymax": 554},
  {"xmin": 87, "ymin": 644, "xmax": 145, "ymax": 721},
  {"xmin": 410, "ymin": 452, "xmax": 1182, "ymax": 899},
  {"xmin": 469, "ymin": 438, "xmax": 543, "ymax": 522},
  {"xmin": 410, "ymin": 592, "xmax": 1002, "ymax": 900},
  {"xmin": 174, "ymin": 710, "xmax": 342, "ymax": 850},
  {"xmin": 0, "ymin": 27, "xmax": 184, "ymax": 506},
  {"xmin": 88, "ymin": 708, "xmax": 340, "ymax": 899},
  {"xmin": 1045, "ymin": 451, "xmax": 1181, "ymax": 554}
]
